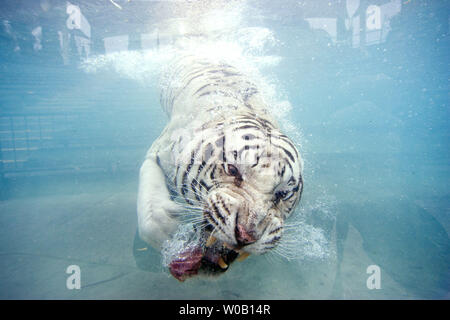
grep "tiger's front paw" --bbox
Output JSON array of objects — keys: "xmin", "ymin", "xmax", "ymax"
[{"xmin": 138, "ymin": 198, "xmax": 185, "ymax": 249}]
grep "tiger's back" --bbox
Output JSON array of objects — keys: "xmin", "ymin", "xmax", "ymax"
[{"xmin": 160, "ymin": 55, "xmax": 273, "ymax": 122}]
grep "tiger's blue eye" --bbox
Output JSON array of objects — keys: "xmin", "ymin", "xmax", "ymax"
[{"xmin": 227, "ymin": 164, "xmax": 239, "ymax": 176}]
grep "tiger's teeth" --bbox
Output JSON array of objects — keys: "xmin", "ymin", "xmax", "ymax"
[
  {"xmin": 218, "ymin": 257, "xmax": 228, "ymax": 269},
  {"xmin": 206, "ymin": 235, "xmax": 217, "ymax": 247},
  {"xmin": 237, "ymin": 252, "xmax": 250, "ymax": 262}
]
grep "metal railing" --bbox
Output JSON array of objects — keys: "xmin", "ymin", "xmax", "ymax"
[{"xmin": 0, "ymin": 109, "xmax": 153, "ymax": 178}]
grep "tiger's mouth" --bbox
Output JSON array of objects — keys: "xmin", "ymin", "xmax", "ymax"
[{"xmin": 168, "ymin": 230, "xmax": 250, "ymax": 282}]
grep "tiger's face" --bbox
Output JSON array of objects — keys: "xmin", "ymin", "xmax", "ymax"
[{"xmin": 201, "ymin": 120, "xmax": 303, "ymax": 258}]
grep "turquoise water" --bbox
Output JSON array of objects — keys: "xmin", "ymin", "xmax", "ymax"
[{"xmin": 0, "ymin": 0, "xmax": 448, "ymax": 299}]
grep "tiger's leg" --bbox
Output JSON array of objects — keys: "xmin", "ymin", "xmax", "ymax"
[
  {"xmin": 137, "ymin": 152, "xmax": 206, "ymax": 281},
  {"xmin": 137, "ymin": 152, "xmax": 183, "ymax": 250}
]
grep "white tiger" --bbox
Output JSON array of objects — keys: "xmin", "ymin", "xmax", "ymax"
[{"xmin": 137, "ymin": 52, "xmax": 303, "ymax": 280}]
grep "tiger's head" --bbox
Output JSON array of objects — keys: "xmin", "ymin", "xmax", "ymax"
[
  {"xmin": 168, "ymin": 113, "xmax": 303, "ymax": 280},
  {"xmin": 199, "ymin": 115, "xmax": 303, "ymax": 262}
]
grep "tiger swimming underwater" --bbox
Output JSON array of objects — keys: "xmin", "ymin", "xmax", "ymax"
[{"xmin": 137, "ymin": 54, "xmax": 304, "ymax": 281}]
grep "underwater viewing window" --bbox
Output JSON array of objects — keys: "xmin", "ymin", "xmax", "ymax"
[{"xmin": 0, "ymin": 0, "xmax": 448, "ymax": 302}]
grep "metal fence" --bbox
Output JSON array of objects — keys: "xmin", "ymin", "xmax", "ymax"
[{"xmin": 0, "ymin": 109, "xmax": 153, "ymax": 178}]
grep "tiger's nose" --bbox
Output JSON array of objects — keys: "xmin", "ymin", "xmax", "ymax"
[{"xmin": 235, "ymin": 223, "xmax": 256, "ymax": 246}]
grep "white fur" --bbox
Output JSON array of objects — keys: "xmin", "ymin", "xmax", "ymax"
[{"xmin": 137, "ymin": 54, "xmax": 301, "ymax": 253}]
